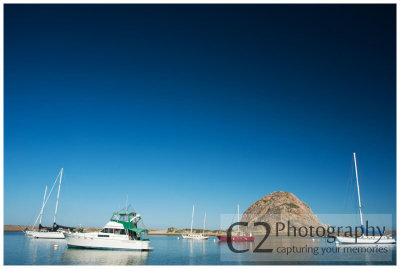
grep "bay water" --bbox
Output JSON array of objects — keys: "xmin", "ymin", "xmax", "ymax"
[{"xmin": 4, "ymin": 232, "xmax": 396, "ymax": 265}]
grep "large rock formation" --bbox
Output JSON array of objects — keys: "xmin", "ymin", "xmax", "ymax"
[{"xmin": 241, "ymin": 191, "xmax": 326, "ymax": 235}]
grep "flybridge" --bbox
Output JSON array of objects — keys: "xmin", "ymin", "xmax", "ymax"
[{"xmin": 110, "ymin": 211, "xmax": 142, "ymax": 229}]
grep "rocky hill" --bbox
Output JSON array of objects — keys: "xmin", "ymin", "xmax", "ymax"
[{"xmin": 241, "ymin": 191, "xmax": 326, "ymax": 235}]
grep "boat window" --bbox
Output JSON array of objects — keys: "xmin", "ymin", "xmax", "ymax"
[
  {"xmin": 111, "ymin": 213, "xmax": 133, "ymax": 222},
  {"xmin": 119, "ymin": 215, "xmax": 129, "ymax": 222},
  {"xmin": 98, "ymin": 234, "xmax": 109, "ymax": 237},
  {"xmin": 120, "ymin": 229, "xmax": 126, "ymax": 235},
  {"xmin": 103, "ymin": 228, "xmax": 114, "ymax": 234},
  {"xmin": 114, "ymin": 229, "xmax": 121, "ymax": 234},
  {"xmin": 111, "ymin": 214, "xmax": 120, "ymax": 221}
]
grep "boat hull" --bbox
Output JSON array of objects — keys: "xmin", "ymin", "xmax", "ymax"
[
  {"xmin": 31, "ymin": 231, "xmax": 65, "ymax": 239},
  {"xmin": 25, "ymin": 231, "xmax": 34, "ymax": 236},
  {"xmin": 66, "ymin": 234, "xmax": 151, "ymax": 250},
  {"xmin": 336, "ymin": 236, "xmax": 396, "ymax": 244},
  {"xmin": 217, "ymin": 235, "xmax": 254, "ymax": 242},
  {"xmin": 181, "ymin": 234, "xmax": 209, "ymax": 240}
]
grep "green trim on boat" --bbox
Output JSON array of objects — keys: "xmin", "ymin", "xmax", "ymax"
[
  {"xmin": 128, "ymin": 228, "xmax": 146, "ymax": 233},
  {"xmin": 111, "ymin": 220, "xmax": 135, "ymax": 229}
]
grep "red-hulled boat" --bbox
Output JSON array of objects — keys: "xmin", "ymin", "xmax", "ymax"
[{"xmin": 217, "ymin": 204, "xmax": 255, "ymax": 242}]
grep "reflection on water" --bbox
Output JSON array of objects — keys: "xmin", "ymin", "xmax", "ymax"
[
  {"xmin": 26, "ymin": 237, "xmax": 66, "ymax": 265},
  {"xmin": 184, "ymin": 238, "xmax": 207, "ymax": 256},
  {"xmin": 62, "ymin": 248, "xmax": 149, "ymax": 265},
  {"xmin": 218, "ymin": 236, "xmax": 396, "ymax": 264},
  {"xmin": 4, "ymin": 233, "xmax": 396, "ymax": 265}
]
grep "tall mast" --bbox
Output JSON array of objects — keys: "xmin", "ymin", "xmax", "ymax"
[
  {"xmin": 39, "ymin": 186, "xmax": 48, "ymax": 225},
  {"xmin": 190, "ymin": 205, "xmax": 194, "ymax": 234},
  {"xmin": 237, "ymin": 204, "xmax": 240, "ymax": 233},
  {"xmin": 53, "ymin": 168, "xmax": 63, "ymax": 225},
  {"xmin": 353, "ymin": 153, "xmax": 364, "ymax": 227},
  {"xmin": 203, "ymin": 212, "xmax": 206, "ymax": 235}
]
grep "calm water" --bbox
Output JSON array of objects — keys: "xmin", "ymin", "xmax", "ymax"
[{"xmin": 4, "ymin": 232, "xmax": 396, "ymax": 265}]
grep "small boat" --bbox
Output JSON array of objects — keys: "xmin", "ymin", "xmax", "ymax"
[
  {"xmin": 181, "ymin": 205, "xmax": 209, "ymax": 240},
  {"xmin": 336, "ymin": 234, "xmax": 395, "ymax": 244},
  {"xmin": 336, "ymin": 153, "xmax": 395, "ymax": 244},
  {"xmin": 181, "ymin": 233, "xmax": 209, "ymax": 240},
  {"xmin": 217, "ymin": 204, "xmax": 254, "ymax": 242},
  {"xmin": 65, "ymin": 209, "xmax": 151, "ymax": 251},
  {"xmin": 25, "ymin": 168, "xmax": 70, "ymax": 239}
]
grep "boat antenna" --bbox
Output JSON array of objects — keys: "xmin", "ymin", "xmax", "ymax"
[
  {"xmin": 353, "ymin": 153, "xmax": 364, "ymax": 229},
  {"xmin": 126, "ymin": 195, "xmax": 128, "ymax": 212},
  {"xmin": 53, "ymin": 168, "xmax": 63, "ymax": 227}
]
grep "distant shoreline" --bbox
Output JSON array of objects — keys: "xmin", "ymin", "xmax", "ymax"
[
  {"xmin": 5, "ymin": 225, "xmax": 396, "ymax": 236},
  {"xmin": 3, "ymin": 225, "xmax": 222, "ymax": 235}
]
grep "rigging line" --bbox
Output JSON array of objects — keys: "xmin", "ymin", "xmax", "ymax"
[
  {"xmin": 31, "ymin": 170, "xmax": 61, "ymax": 228},
  {"xmin": 43, "ymin": 169, "xmax": 62, "ymax": 208},
  {"xmin": 228, "ymin": 205, "xmax": 238, "ymax": 231},
  {"xmin": 343, "ymin": 156, "xmax": 354, "ymax": 212},
  {"xmin": 139, "ymin": 219, "xmax": 148, "ymax": 230},
  {"xmin": 346, "ymin": 160, "xmax": 356, "ymax": 213}
]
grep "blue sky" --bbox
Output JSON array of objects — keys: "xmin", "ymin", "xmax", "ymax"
[{"xmin": 4, "ymin": 4, "xmax": 396, "ymax": 230}]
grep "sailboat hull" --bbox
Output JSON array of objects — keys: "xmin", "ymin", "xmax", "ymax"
[
  {"xmin": 25, "ymin": 231, "xmax": 34, "ymax": 236},
  {"xmin": 336, "ymin": 236, "xmax": 395, "ymax": 244},
  {"xmin": 217, "ymin": 235, "xmax": 254, "ymax": 242},
  {"xmin": 181, "ymin": 234, "xmax": 209, "ymax": 240},
  {"xmin": 31, "ymin": 231, "xmax": 65, "ymax": 239}
]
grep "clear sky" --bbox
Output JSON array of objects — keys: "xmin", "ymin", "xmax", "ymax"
[{"xmin": 4, "ymin": 4, "xmax": 396, "ymax": 230}]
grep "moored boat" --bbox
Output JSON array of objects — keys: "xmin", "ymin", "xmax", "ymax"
[
  {"xmin": 25, "ymin": 168, "xmax": 71, "ymax": 239},
  {"xmin": 30, "ymin": 230, "xmax": 66, "ymax": 239},
  {"xmin": 217, "ymin": 204, "xmax": 254, "ymax": 242},
  {"xmin": 336, "ymin": 153, "xmax": 395, "ymax": 244},
  {"xmin": 182, "ymin": 233, "xmax": 209, "ymax": 240},
  {"xmin": 336, "ymin": 234, "xmax": 395, "ymax": 244},
  {"xmin": 65, "ymin": 209, "xmax": 151, "ymax": 251},
  {"xmin": 181, "ymin": 206, "xmax": 209, "ymax": 240}
]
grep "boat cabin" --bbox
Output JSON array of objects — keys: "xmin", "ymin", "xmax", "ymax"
[{"xmin": 98, "ymin": 211, "xmax": 149, "ymax": 241}]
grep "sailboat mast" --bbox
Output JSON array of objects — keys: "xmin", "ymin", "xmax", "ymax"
[
  {"xmin": 53, "ymin": 168, "xmax": 63, "ymax": 225},
  {"xmin": 39, "ymin": 186, "xmax": 47, "ymax": 225},
  {"xmin": 237, "ymin": 204, "xmax": 240, "ymax": 233},
  {"xmin": 353, "ymin": 153, "xmax": 364, "ymax": 226},
  {"xmin": 203, "ymin": 212, "xmax": 206, "ymax": 234},
  {"xmin": 190, "ymin": 205, "xmax": 194, "ymax": 234}
]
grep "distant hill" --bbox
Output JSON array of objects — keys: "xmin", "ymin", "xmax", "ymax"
[{"xmin": 242, "ymin": 191, "xmax": 326, "ymax": 235}]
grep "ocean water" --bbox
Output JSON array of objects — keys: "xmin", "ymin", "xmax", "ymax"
[{"xmin": 4, "ymin": 232, "xmax": 396, "ymax": 265}]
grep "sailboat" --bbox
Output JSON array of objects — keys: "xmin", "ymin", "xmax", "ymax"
[
  {"xmin": 217, "ymin": 204, "xmax": 254, "ymax": 242},
  {"xmin": 25, "ymin": 185, "xmax": 48, "ymax": 237},
  {"xmin": 26, "ymin": 168, "xmax": 71, "ymax": 239},
  {"xmin": 181, "ymin": 205, "xmax": 209, "ymax": 240},
  {"xmin": 336, "ymin": 153, "xmax": 395, "ymax": 244}
]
